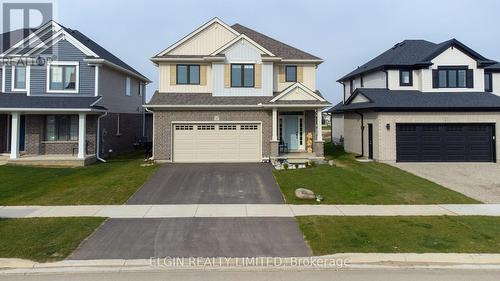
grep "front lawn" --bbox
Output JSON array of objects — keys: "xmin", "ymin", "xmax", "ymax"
[
  {"xmin": 0, "ymin": 153, "xmax": 160, "ymax": 205},
  {"xmin": 273, "ymin": 143, "xmax": 477, "ymax": 204},
  {"xmin": 297, "ymin": 216, "xmax": 500, "ymax": 255},
  {"xmin": 0, "ymin": 217, "xmax": 105, "ymax": 262}
]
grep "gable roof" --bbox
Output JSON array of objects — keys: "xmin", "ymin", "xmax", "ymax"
[
  {"xmin": 231, "ymin": 23, "xmax": 322, "ymax": 61},
  {"xmin": 270, "ymin": 83, "xmax": 326, "ymax": 102},
  {"xmin": 0, "ymin": 21, "xmax": 149, "ymax": 82},
  {"xmin": 210, "ymin": 34, "xmax": 274, "ymax": 57},
  {"xmin": 329, "ymin": 88, "xmax": 500, "ymax": 112},
  {"xmin": 339, "ymin": 39, "xmax": 496, "ymax": 82}
]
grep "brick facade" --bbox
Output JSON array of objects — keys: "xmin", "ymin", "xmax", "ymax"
[{"xmin": 153, "ymin": 110, "xmax": 273, "ymax": 161}]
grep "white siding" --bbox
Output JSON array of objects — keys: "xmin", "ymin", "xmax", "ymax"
[
  {"xmin": 421, "ymin": 47, "xmax": 484, "ymax": 92},
  {"xmin": 363, "ymin": 71, "xmax": 386, "ymax": 88},
  {"xmin": 168, "ymin": 22, "xmax": 237, "ymax": 55},
  {"xmin": 387, "ymin": 69, "xmax": 422, "ymax": 90},
  {"xmin": 492, "ymin": 73, "xmax": 500, "ymax": 96}
]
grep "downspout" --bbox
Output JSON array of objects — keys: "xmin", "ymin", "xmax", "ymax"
[
  {"xmin": 96, "ymin": 111, "xmax": 108, "ymax": 163},
  {"xmin": 355, "ymin": 111, "xmax": 364, "ymax": 158}
]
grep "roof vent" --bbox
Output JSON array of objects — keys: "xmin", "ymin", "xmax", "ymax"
[{"xmin": 391, "ymin": 42, "xmax": 406, "ymax": 50}]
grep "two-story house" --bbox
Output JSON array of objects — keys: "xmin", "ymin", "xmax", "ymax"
[
  {"xmin": 330, "ymin": 39, "xmax": 500, "ymax": 163},
  {"xmin": 0, "ymin": 20, "xmax": 150, "ymax": 166},
  {"xmin": 145, "ymin": 18, "xmax": 331, "ymax": 163}
]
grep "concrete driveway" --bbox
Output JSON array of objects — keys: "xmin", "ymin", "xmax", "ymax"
[
  {"xmin": 70, "ymin": 218, "xmax": 311, "ymax": 259},
  {"xmin": 127, "ymin": 163, "xmax": 284, "ymax": 204},
  {"xmin": 392, "ymin": 163, "xmax": 500, "ymax": 203}
]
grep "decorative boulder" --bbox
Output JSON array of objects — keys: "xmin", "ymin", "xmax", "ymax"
[{"xmin": 295, "ymin": 188, "xmax": 316, "ymax": 200}]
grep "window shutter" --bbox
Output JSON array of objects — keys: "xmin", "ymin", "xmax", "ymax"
[
  {"xmin": 170, "ymin": 64, "xmax": 176, "ymax": 85},
  {"xmin": 254, "ymin": 64, "xmax": 262, "ymax": 88},
  {"xmin": 278, "ymin": 65, "xmax": 285, "ymax": 83},
  {"xmin": 200, "ymin": 65, "xmax": 207, "ymax": 86},
  {"xmin": 297, "ymin": 65, "xmax": 304, "ymax": 83},
  {"xmin": 432, "ymin": 69, "xmax": 439, "ymax": 88},
  {"xmin": 466, "ymin": 69, "xmax": 474, "ymax": 88},
  {"xmin": 224, "ymin": 64, "xmax": 230, "ymax": 88}
]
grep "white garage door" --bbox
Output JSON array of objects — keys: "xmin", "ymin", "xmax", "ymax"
[{"xmin": 172, "ymin": 123, "xmax": 261, "ymax": 163}]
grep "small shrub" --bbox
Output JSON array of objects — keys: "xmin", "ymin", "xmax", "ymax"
[
  {"xmin": 310, "ymin": 161, "xmax": 317, "ymax": 167},
  {"xmin": 305, "ymin": 162, "xmax": 310, "ymax": 168},
  {"xmin": 295, "ymin": 164, "xmax": 300, "ymax": 169},
  {"xmin": 283, "ymin": 163, "xmax": 289, "ymax": 170}
]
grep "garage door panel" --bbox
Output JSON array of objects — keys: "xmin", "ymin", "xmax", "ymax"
[
  {"xmin": 397, "ymin": 124, "xmax": 495, "ymax": 162},
  {"xmin": 173, "ymin": 123, "xmax": 260, "ymax": 163}
]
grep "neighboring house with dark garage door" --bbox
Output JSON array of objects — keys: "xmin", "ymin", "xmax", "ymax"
[
  {"xmin": 329, "ymin": 39, "xmax": 500, "ymax": 163},
  {"xmin": 0, "ymin": 20, "xmax": 150, "ymax": 166},
  {"xmin": 145, "ymin": 18, "xmax": 331, "ymax": 163}
]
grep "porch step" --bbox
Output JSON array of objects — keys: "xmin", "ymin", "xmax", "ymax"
[{"xmin": 287, "ymin": 158, "xmax": 310, "ymax": 164}]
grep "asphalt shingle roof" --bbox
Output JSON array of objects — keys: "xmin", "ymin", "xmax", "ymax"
[
  {"xmin": 329, "ymin": 88, "xmax": 500, "ymax": 112},
  {"xmin": 485, "ymin": 62, "xmax": 500, "ymax": 71},
  {"xmin": 339, "ymin": 39, "xmax": 495, "ymax": 81},
  {"xmin": 0, "ymin": 93, "xmax": 105, "ymax": 110},
  {"xmin": 231, "ymin": 24, "xmax": 322, "ymax": 61}
]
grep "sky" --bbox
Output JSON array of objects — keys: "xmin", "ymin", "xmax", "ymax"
[{"xmin": 51, "ymin": 0, "xmax": 500, "ymax": 103}]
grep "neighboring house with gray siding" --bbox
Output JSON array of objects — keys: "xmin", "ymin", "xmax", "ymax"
[
  {"xmin": 0, "ymin": 21, "xmax": 150, "ymax": 166},
  {"xmin": 330, "ymin": 39, "xmax": 500, "ymax": 163},
  {"xmin": 145, "ymin": 18, "xmax": 331, "ymax": 163}
]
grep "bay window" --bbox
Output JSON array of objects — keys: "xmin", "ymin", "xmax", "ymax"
[
  {"xmin": 45, "ymin": 115, "xmax": 79, "ymax": 141},
  {"xmin": 48, "ymin": 62, "xmax": 78, "ymax": 92}
]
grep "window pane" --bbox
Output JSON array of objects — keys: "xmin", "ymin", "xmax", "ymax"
[
  {"xmin": 448, "ymin": 70, "xmax": 457, "ymax": 87},
  {"xmin": 58, "ymin": 116, "xmax": 71, "ymax": 141},
  {"xmin": 485, "ymin": 74, "xmax": 491, "ymax": 92},
  {"xmin": 64, "ymin": 66, "xmax": 76, "ymax": 90},
  {"xmin": 50, "ymin": 66, "xmax": 63, "ymax": 90},
  {"xmin": 231, "ymin": 65, "xmax": 242, "ymax": 87},
  {"xmin": 458, "ymin": 70, "xmax": 466, "ymax": 87},
  {"xmin": 286, "ymin": 66, "xmax": 297, "ymax": 82},
  {"xmin": 177, "ymin": 65, "xmax": 188, "ymax": 84},
  {"xmin": 15, "ymin": 66, "xmax": 26, "ymax": 89},
  {"xmin": 46, "ymin": 116, "xmax": 56, "ymax": 141},
  {"xmin": 243, "ymin": 65, "xmax": 254, "ymax": 87},
  {"xmin": 70, "ymin": 116, "xmax": 78, "ymax": 141},
  {"xmin": 401, "ymin": 71, "xmax": 410, "ymax": 84},
  {"xmin": 189, "ymin": 65, "xmax": 200, "ymax": 84},
  {"xmin": 438, "ymin": 70, "xmax": 447, "ymax": 87}
]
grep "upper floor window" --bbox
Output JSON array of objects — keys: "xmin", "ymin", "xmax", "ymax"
[
  {"xmin": 176, "ymin": 64, "xmax": 200, "ymax": 85},
  {"xmin": 285, "ymin": 65, "xmax": 297, "ymax": 82},
  {"xmin": 433, "ymin": 67, "xmax": 472, "ymax": 88},
  {"xmin": 231, "ymin": 64, "xmax": 254, "ymax": 88},
  {"xmin": 12, "ymin": 65, "xmax": 27, "ymax": 91},
  {"xmin": 48, "ymin": 62, "xmax": 78, "ymax": 93},
  {"xmin": 399, "ymin": 70, "xmax": 413, "ymax": 86},
  {"xmin": 349, "ymin": 79, "xmax": 355, "ymax": 94},
  {"xmin": 126, "ymin": 77, "xmax": 131, "ymax": 96},
  {"xmin": 485, "ymin": 73, "xmax": 493, "ymax": 92}
]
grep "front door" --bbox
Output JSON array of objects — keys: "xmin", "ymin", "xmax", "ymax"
[{"xmin": 284, "ymin": 116, "xmax": 299, "ymax": 150}]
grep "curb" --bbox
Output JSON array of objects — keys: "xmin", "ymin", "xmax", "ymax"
[{"xmin": 1, "ymin": 254, "xmax": 500, "ymax": 274}]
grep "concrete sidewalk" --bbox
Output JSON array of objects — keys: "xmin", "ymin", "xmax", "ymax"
[
  {"xmin": 1, "ymin": 204, "xmax": 500, "ymax": 218},
  {"xmin": 2, "ymin": 253, "xmax": 500, "ymax": 274}
]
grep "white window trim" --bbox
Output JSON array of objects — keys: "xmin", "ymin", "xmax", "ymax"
[
  {"xmin": 46, "ymin": 61, "xmax": 80, "ymax": 94},
  {"xmin": 138, "ymin": 82, "xmax": 143, "ymax": 96},
  {"xmin": 125, "ymin": 77, "xmax": 131, "ymax": 96},
  {"xmin": 11, "ymin": 65, "xmax": 29, "ymax": 92}
]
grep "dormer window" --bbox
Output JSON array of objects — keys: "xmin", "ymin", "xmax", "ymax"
[
  {"xmin": 285, "ymin": 65, "xmax": 297, "ymax": 82},
  {"xmin": 433, "ymin": 67, "xmax": 472, "ymax": 88},
  {"xmin": 399, "ymin": 70, "xmax": 412, "ymax": 86}
]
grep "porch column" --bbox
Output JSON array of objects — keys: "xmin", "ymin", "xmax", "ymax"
[
  {"xmin": 10, "ymin": 112, "xmax": 20, "ymax": 159},
  {"xmin": 78, "ymin": 113, "xmax": 86, "ymax": 159},
  {"xmin": 316, "ymin": 109, "xmax": 323, "ymax": 141},
  {"xmin": 272, "ymin": 108, "xmax": 278, "ymax": 141}
]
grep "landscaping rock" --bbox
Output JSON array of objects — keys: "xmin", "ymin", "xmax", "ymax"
[
  {"xmin": 328, "ymin": 160, "xmax": 336, "ymax": 166},
  {"xmin": 295, "ymin": 188, "xmax": 316, "ymax": 200}
]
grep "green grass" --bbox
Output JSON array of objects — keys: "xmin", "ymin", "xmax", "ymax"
[
  {"xmin": 0, "ymin": 153, "xmax": 160, "ymax": 205},
  {"xmin": 274, "ymin": 143, "xmax": 477, "ymax": 204},
  {"xmin": 297, "ymin": 216, "xmax": 500, "ymax": 255},
  {"xmin": 0, "ymin": 217, "xmax": 105, "ymax": 262}
]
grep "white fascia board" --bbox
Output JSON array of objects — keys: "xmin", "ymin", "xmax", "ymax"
[
  {"xmin": 270, "ymin": 83, "xmax": 326, "ymax": 102},
  {"xmin": 209, "ymin": 34, "xmax": 275, "ymax": 57},
  {"xmin": 262, "ymin": 104, "xmax": 331, "ymax": 108},
  {"xmin": 149, "ymin": 57, "xmax": 225, "ymax": 63},
  {"xmin": 280, "ymin": 59, "xmax": 324, "ymax": 64},
  {"xmin": 0, "ymin": 20, "xmax": 57, "ymax": 57},
  {"xmin": 0, "ymin": 108, "xmax": 106, "ymax": 113},
  {"xmin": 85, "ymin": 59, "xmax": 150, "ymax": 82},
  {"xmin": 26, "ymin": 29, "xmax": 98, "ymax": 58},
  {"xmin": 156, "ymin": 17, "xmax": 240, "ymax": 57}
]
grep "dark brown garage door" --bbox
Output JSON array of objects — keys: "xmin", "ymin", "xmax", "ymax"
[{"xmin": 396, "ymin": 123, "xmax": 495, "ymax": 162}]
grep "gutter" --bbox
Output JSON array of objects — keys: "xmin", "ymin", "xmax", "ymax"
[
  {"xmin": 355, "ymin": 111, "xmax": 365, "ymax": 158},
  {"xmin": 96, "ymin": 111, "xmax": 108, "ymax": 163}
]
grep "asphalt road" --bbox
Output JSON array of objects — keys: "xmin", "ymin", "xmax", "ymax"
[
  {"xmin": 2, "ymin": 269, "xmax": 499, "ymax": 281},
  {"xmin": 127, "ymin": 163, "xmax": 284, "ymax": 204}
]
